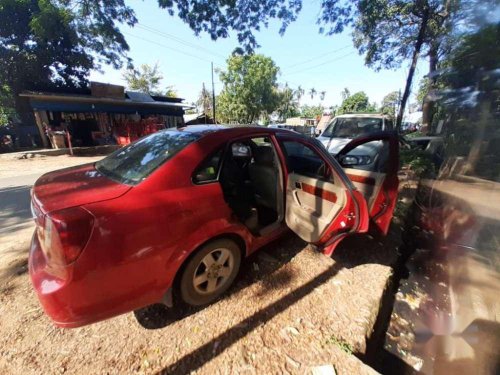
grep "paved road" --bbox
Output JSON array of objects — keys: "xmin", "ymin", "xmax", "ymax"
[{"xmin": 0, "ymin": 173, "xmax": 42, "ymax": 236}]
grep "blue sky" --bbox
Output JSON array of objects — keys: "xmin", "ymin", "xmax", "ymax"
[{"xmin": 89, "ymin": 0, "xmax": 426, "ymax": 108}]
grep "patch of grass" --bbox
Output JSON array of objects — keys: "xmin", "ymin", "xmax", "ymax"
[
  {"xmin": 405, "ymin": 131, "xmax": 425, "ymax": 139},
  {"xmin": 400, "ymin": 149, "xmax": 436, "ymax": 176},
  {"xmin": 326, "ymin": 336, "xmax": 354, "ymax": 355}
]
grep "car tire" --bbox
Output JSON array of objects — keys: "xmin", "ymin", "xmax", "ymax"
[{"xmin": 179, "ymin": 239, "xmax": 242, "ymax": 307}]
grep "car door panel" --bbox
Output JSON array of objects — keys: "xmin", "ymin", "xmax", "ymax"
[
  {"xmin": 286, "ymin": 173, "xmax": 347, "ymax": 242},
  {"xmin": 336, "ymin": 131, "xmax": 399, "ymax": 235},
  {"xmin": 344, "ymin": 168, "xmax": 386, "ymax": 210},
  {"xmin": 277, "ymin": 137, "xmax": 369, "ymax": 249}
]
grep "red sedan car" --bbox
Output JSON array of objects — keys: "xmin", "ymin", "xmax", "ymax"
[{"xmin": 29, "ymin": 125, "xmax": 399, "ymax": 327}]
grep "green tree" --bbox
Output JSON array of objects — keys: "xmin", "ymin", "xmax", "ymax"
[
  {"xmin": 319, "ymin": 0, "xmax": 461, "ymax": 130},
  {"xmin": 0, "ymin": 0, "xmax": 136, "ymax": 113},
  {"xmin": 157, "ymin": 0, "xmax": 466, "ymax": 131},
  {"xmin": 415, "ymin": 77, "xmax": 430, "ymax": 108},
  {"xmin": 300, "ymin": 104, "xmax": 324, "ymax": 118},
  {"xmin": 338, "ymin": 91, "xmax": 376, "ymax": 114},
  {"xmin": 380, "ymin": 91, "xmax": 400, "ymax": 117},
  {"xmin": 196, "ymin": 83, "xmax": 213, "ymax": 116},
  {"xmin": 123, "ymin": 63, "xmax": 164, "ymax": 95},
  {"xmin": 216, "ymin": 54, "xmax": 280, "ymax": 123},
  {"xmin": 308, "ymin": 87, "xmax": 317, "ymax": 100},
  {"xmin": 123, "ymin": 63, "xmax": 177, "ymax": 97},
  {"xmin": 296, "ymin": 85, "xmax": 305, "ymax": 102},
  {"xmin": 165, "ymin": 86, "xmax": 178, "ymax": 98},
  {"xmin": 341, "ymin": 88, "xmax": 350, "ymax": 101},
  {"xmin": 0, "ymin": 84, "xmax": 15, "ymax": 125},
  {"xmin": 275, "ymin": 85, "xmax": 300, "ymax": 121},
  {"xmin": 157, "ymin": 0, "xmax": 302, "ymax": 53}
]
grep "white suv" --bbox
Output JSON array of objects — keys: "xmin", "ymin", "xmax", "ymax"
[{"xmin": 317, "ymin": 114, "xmax": 394, "ymax": 171}]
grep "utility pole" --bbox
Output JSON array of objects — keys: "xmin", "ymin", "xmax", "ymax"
[{"xmin": 211, "ymin": 62, "xmax": 216, "ymax": 124}]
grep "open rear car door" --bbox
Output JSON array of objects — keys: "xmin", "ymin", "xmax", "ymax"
[
  {"xmin": 276, "ymin": 135, "xmax": 370, "ymax": 256},
  {"xmin": 335, "ymin": 131, "xmax": 399, "ymax": 236}
]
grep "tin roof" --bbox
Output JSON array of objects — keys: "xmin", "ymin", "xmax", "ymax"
[{"xmin": 19, "ymin": 91, "xmax": 192, "ymax": 116}]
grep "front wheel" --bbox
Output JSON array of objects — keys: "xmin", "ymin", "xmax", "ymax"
[{"xmin": 179, "ymin": 239, "xmax": 241, "ymax": 306}]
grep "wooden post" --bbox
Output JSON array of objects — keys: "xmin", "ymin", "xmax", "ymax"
[
  {"xmin": 33, "ymin": 110, "xmax": 50, "ymax": 149},
  {"xmin": 66, "ymin": 130, "xmax": 73, "ymax": 156}
]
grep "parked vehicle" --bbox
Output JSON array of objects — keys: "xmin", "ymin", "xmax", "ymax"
[
  {"xmin": 317, "ymin": 114, "xmax": 394, "ymax": 171},
  {"xmin": 29, "ymin": 125, "xmax": 399, "ymax": 327}
]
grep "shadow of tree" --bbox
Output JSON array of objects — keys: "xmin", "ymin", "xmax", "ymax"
[
  {"xmin": 134, "ymin": 234, "xmax": 306, "ymax": 330},
  {"xmin": 0, "ymin": 244, "xmax": 30, "ymax": 286},
  {"xmin": 332, "ymin": 232, "xmax": 399, "ymax": 269},
  {"xmin": 0, "ymin": 185, "xmax": 32, "ymax": 230},
  {"xmin": 0, "ymin": 257, "xmax": 28, "ymax": 284},
  {"xmin": 155, "ymin": 261, "xmax": 344, "ymax": 374},
  {"xmin": 133, "ymin": 229, "xmax": 402, "ymax": 374}
]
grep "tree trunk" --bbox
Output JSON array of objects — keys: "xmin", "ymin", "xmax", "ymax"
[
  {"xmin": 396, "ymin": 8, "xmax": 430, "ymax": 132},
  {"xmin": 422, "ymin": 46, "xmax": 438, "ymax": 134},
  {"xmin": 15, "ymin": 95, "xmax": 49, "ymax": 148}
]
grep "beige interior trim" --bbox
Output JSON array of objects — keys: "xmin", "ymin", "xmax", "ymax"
[
  {"xmin": 285, "ymin": 173, "xmax": 346, "ymax": 243},
  {"xmin": 343, "ymin": 168, "xmax": 386, "ymax": 210}
]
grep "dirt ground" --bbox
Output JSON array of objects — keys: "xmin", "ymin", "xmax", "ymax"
[
  {"xmin": 0, "ymin": 154, "xmax": 104, "ymax": 282},
  {"xmin": 0, "ymin": 152, "xmax": 103, "ymax": 179},
  {"xmin": 0, "ymin": 154, "xmax": 402, "ymax": 374}
]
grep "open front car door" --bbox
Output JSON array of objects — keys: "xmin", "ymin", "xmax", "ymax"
[
  {"xmin": 276, "ymin": 135, "xmax": 370, "ymax": 256},
  {"xmin": 335, "ymin": 131, "xmax": 399, "ymax": 236}
]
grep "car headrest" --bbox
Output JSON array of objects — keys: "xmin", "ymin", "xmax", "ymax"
[
  {"xmin": 231, "ymin": 143, "xmax": 252, "ymax": 158},
  {"xmin": 254, "ymin": 146, "xmax": 274, "ymax": 165}
]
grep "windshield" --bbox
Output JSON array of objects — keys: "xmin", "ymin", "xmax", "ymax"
[
  {"xmin": 96, "ymin": 130, "xmax": 200, "ymax": 185},
  {"xmin": 322, "ymin": 117, "xmax": 383, "ymax": 138}
]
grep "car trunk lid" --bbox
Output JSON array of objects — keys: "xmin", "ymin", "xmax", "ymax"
[{"xmin": 33, "ymin": 163, "xmax": 131, "ymax": 214}]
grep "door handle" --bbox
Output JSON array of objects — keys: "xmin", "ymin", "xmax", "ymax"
[
  {"xmin": 295, "ymin": 181, "xmax": 302, "ymax": 189},
  {"xmin": 292, "ymin": 190, "xmax": 302, "ymax": 205}
]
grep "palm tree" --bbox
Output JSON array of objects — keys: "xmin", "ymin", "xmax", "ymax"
[
  {"xmin": 309, "ymin": 88, "xmax": 317, "ymax": 100},
  {"xmin": 319, "ymin": 91, "xmax": 326, "ymax": 101},
  {"xmin": 296, "ymin": 85, "xmax": 305, "ymax": 102},
  {"xmin": 341, "ymin": 87, "xmax": 350, "ymax": 101}
]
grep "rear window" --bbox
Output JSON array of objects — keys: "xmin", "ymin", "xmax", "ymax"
[{"xmin": 96, "ymin": 130, "xmax": 200, "ymax": 185}]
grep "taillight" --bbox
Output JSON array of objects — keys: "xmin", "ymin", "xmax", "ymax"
[{"xmin": 38, "ymin": 207, "xmax": 94, "ymax": 266}]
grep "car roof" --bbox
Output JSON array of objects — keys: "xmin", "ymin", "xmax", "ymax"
[
  {"xmin": 174, "ymin": 124, "xmax": 297, "ymax": 136},
  {"xmin": 334, "ymin": 113, "xmax": 390, "ymax": 119}
]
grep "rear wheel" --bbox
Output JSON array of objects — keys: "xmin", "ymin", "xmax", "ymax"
[{"xmin": 179, "ymin": 239, "xmax": 241, "ymax": 306}]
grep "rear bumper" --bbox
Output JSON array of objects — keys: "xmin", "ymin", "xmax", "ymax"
[
  {"xmin": 28, "ymin": 232, "xmax": 169, "ymax": 328},
  {"xmin": 29, "ymin": 232, "xmax": 77, "ymax": 327}
]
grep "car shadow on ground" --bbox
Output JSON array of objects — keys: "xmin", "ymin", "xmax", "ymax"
[
  {"xmin": 133, "ymin": 230, "xmax": 399, "ymax": 372},
  {"xmin": 133, "ymin": 233, "xmax": 307, "ymax": 330},
  {"xmin": 149, "ymin": 231, "xmax": 400, "ymax": 375}
]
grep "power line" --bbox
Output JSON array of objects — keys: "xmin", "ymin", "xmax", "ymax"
[
  {"xmin": 283, "ymin": 45, "xmax": 351, "ymax": 69},
  {"xmin": 283, "ymin": 51, "xmax": 356, "ymax": 76},
  {"xmin": 136, "ymin": 23, "xmax": 227, "ymax": 62},
  {"xmin": 122, "ymin": 31, "xmax": 225, "ymax": 67}
]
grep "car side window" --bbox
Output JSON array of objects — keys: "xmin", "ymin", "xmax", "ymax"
[
  {"xmin": 281, "ymin": 140, "xmax": 333, "ymax": 182},
  {"xmin": 193, "ymin": 148, "xmax": 224, "ymax": 184}
]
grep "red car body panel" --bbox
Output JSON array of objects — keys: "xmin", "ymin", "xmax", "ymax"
[
  {"xmin": 336, "ymin": 131, "xmax": 400, "ymax": 236},
  {"xmin": 29, "ymin": 126, "xmax": 397, "ymax": 327},
  {"xmin": 33, "ymin": 164, "xmax": 131, "ymax": 214}
]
